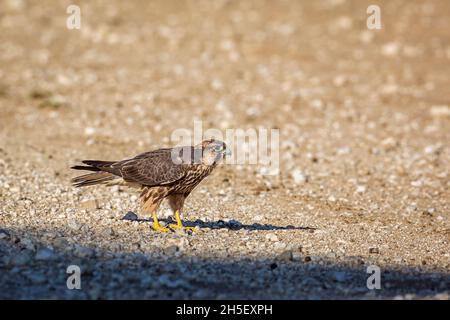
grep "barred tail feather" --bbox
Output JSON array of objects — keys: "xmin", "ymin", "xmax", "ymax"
[
  {"xmin": 71, "ymin": 172, "xmax": 116, "ymax": 188},
  {"xmin": 81, "ymin": 160, "xmax": 116, "ymax": 167},
  {"xmin": 71, "ymin": 165, "xmax": 101, "ymax": 172}
]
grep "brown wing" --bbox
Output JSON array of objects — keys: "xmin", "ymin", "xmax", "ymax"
[
  {"xmin": 73, "ymin": 147, "xmax": 193, "ymax": 187},
  {"xmin": 118, "ymin": 148, "xmax": 188, "ymax": 186}
]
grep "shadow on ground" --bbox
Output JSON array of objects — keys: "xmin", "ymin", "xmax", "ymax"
[
  {"xmin": 0, "ymin": 226, "xmax": 449, "ymax": 299},
  {"xmin": 122, "ymin": 212, "xmax": 316, "ymax": 231}
]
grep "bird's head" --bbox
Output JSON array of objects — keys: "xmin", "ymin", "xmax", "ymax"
[{"xmin": 196, "ymin": 139, "xmax": 230, "ymax": 165}]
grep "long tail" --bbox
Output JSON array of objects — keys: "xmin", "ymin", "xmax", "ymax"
[{"xmin": 71, "ymin": 160, "xmax": 118, "ymax": 187}]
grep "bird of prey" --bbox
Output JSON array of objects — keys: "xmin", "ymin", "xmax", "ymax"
[{"xmin": 71, "ymin": 139, "xmax": 230, "ymax": 232}]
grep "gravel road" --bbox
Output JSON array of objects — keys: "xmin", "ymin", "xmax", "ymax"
[{"xmin": 0, "ymin": 0, "xmax": 449, "ymax": 299}]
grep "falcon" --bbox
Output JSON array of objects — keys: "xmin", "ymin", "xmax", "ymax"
[{"xmin": 71, "ymin": 139, "xmax": 230, "ymax": 232}]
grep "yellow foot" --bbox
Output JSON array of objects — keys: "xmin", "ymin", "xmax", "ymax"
[
  {"xmin": 152, "ymin": 224, "xmax": 170, "ymax": 232},
  {"xmin": 168, "ymin": 224, "xmax": 196, "ymax": 232},
  {"xmin": 168, "ymin": 210, "xmax": 196, "ymax": 232},
  {"xmin": 152, "ymin": 212, "xmax": 170, "ymax": 232}
]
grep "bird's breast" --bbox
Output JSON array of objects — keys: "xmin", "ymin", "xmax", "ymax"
[{"xmin": 171, "ymin": 164, "xmax": 216, "ymax": 193}]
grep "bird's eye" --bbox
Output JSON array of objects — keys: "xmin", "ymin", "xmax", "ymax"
[{"xmin": 214, "ymin": 145, "xmax": 223, "ymax": 151}]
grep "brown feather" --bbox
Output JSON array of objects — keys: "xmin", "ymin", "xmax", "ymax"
[
  {"xmin": 70, "ymin": 140, "xmax": 226, "ymax": 217},
  {"xmin": 71, "ymin": 172, "xmax": 116, "ymax": 187}
]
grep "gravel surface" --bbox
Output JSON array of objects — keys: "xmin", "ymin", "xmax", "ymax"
[{"xmin": 0, "ymin": 0, "xmax": 449, "ymax": 299}]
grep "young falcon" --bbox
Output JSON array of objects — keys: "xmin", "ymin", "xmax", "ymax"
[{"xmin": 71, "ymin": 139, "xmax": 230, "ymax": 232}]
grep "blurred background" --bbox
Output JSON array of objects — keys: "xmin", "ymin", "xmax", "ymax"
[{"xmin": 0, "ymin": 0, "xmax": 449, "ymax": 299}]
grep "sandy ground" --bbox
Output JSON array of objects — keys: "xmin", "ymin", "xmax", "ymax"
[{"xmin": 0, "ymin": 0, "xmax": 449, "ymax": 299}]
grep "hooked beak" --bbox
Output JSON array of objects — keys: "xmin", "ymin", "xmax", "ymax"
[{"xmin": 223, "ymin": 148, "xmax": 232, "ymax": 157}]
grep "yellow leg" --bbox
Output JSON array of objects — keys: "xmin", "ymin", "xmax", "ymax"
[
  {"xmin": 169, "ymin": 210, "xmax": 195, "ymax": 232},
  {"xmin": 152, "ymin": 212, "xmax": 169, "ymax": 232}
]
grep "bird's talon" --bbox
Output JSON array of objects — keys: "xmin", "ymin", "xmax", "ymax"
[
  {"xmin": 168, "ymin": 224, "xmax": 195, "ymax": 232},
  {"xmin": 169, "ymin": 210, "xmax": 195, "ymax": 232},
  {"xmin": 152, "ymin": 211, "xmax": 170, "ymax": 232},
  {"xmin": 152, "ymin": 224, "xmax": 170, "ymax": 232}
]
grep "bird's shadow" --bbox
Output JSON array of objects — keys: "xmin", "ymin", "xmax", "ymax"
[{"xmin": 121, "ymin": 212, "xmax": 316, "ymax": 231}]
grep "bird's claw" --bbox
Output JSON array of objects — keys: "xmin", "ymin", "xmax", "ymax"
[
  {"xmin": 152, "ymin": 211, "xmax": 170, "ymax": 232},
  {"xmin": 152, "ymin": 224, "xmax": 170, "ymax": 232},
  {"xmin": 169, "ymin": 210, "xmax": 196, "ymax": 232},
  {"xmin": 151, "ymin": 211, "xmax": 195, "ymax": 233},
  {"xmin": 168, "ymin": 223, "xmax": 196, "ymax": 232}
]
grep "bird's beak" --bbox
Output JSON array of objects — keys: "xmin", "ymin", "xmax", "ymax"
[{"xmin": 223, "ymin": 148, "xmax": 232, "ymax": 156}]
